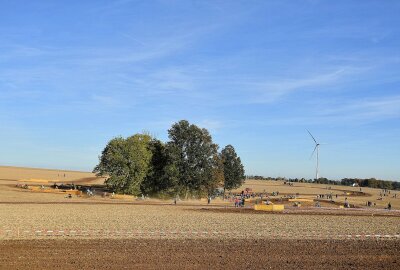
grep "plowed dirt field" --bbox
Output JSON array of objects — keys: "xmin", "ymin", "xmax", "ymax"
[{"xmin": 0, "ymin": 239, "xmax": 399, "ymax": 270}]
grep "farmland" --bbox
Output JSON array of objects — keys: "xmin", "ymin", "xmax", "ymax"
[{"xmin": 0, "ymin": 166, "xmax": 399, "ymax": 269}]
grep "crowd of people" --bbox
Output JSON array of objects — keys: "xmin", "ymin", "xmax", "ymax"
[{"xmin": 316, "ymin": 194, "xmax": 336, "ymax": 200}]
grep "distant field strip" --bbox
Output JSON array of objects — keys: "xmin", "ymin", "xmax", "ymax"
[{"xmin": 1, "ymin": 228, "xmax": 399, "ymax": 240}]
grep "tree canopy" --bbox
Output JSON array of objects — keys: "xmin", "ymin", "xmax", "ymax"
[
  {"xmin": 140, "ymin": 139, "xmax": 177, "ymax": 196},
  {"xmin": 221, "ymin": 144, "xmax": 245, "ymax": 191},
  {"xmin": 93, "ymin": 134, "xmax": 152, "ymax": 196},
  {"xmin": 167, "ymin": 120, "xmax": 219, "ymax": 198}
]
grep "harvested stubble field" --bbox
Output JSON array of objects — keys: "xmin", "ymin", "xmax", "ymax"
[
  {"xmin": 1, "ymin": 204, "xmax": 400, "ymax": 240},
  {"xmin": 0, "ymin": 165, "xmax": 105, "ymax": 185},
  {"xmin": 0, "ymin": 166, "xmax": 400, "ymax": 269}
]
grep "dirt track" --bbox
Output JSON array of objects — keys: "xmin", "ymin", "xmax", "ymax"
[
  {"xmin": 0, "ymin": 239, "xmax": 399, "ymax": 270},
  {"xmin": 195, "ymin": 206, "xmax": 400, "ymax": 217}
]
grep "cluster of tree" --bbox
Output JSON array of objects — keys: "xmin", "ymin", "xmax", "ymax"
[
  {"xmin": 246, "ymin": 176, "xmax": 289, "ymax": 181},
  {"xmin": 246, "ymin": 175, "xmax": 267, "ymax": 180},
  {"xmin": 341, "ymin": 178, "xmax": 400, "ymax": 190},
  {"xmin": 93, "ymin": 120, "xmax": 245, "ymax": 198},
  {"xmin": 312, "ymin": 177, "xmax": 339, "ymax": 185}
]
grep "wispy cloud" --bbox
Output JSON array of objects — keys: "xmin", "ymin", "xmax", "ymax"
[
  {"xmin": 0, "ymin": 89, "xmax": 44, "ymax": 100},
  {"xmin": 90, "ymin": 94, "xmax": 121, "ymax": 107},
  {"xmin": 250, "ymin": 69, "xmax": 350, "ymax": 103},
  {"xmin": 71, "ymin": 40, "xmax": 184, "ymax": 67},
  {"xmin": 89, "ymin": 0, "xmax": 140, "ymax": 14},
  {"xmin": 204, "ymin": 66, "xmax": 369, "ymax": 105},
  {"xmin": 321, "ymin": 95, "xmax": 400, "ymax": 122},
  {"xmin": 0, "ymin": 25, "xmax": 213, "ymax": 109},
  {"xmin": 309, "ymin": 24, "xmax": 391, "ymax": 43},
  {"xmin": 120, "ymin": 66, "xmax": 197, "ymax": 97},
  {"xmin": 0, "ymin": 45, "xmax": 49, "ymax": 60},
  {"xmin": 249, "ymin": 94, "xmax": 400, "ymax": 127},
  {"xmin": 196, "ymin": 119, "xmax": 223, "ymax": 133}
]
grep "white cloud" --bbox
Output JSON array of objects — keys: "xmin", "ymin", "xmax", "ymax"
[
  {"xmin": 197, "ymin": 119, "xmax": 223, "ymax": 132},
  {"xmin": 91, "ymin": 94, "xmax": 121, "ymax": 107},
  {"xmin": 323, "ymin": 95, "xmax": 400, "ymax": 121},
  {"xmin": 230, "ymin": 67, "xmax": 366, "ymax": 104}
]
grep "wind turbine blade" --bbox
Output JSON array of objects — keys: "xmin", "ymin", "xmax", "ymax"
[
  {"xmin": 307, "ymin": 129, "xmax": 318, "ymax": 144},
  {"xmin": 310, "ymin": 145, "xmax": 317, "ymax": 159}
]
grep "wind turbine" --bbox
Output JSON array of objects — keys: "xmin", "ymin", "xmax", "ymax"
[{"xmin": 307, "ymin": 130, "xmax": 320, "ymax": 181}]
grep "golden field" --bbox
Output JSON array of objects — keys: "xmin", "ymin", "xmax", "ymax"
[
  {"xmin": 1, "ymin": 166, "xmax": 399, "ymax": 209},
  {"xmin": 0, "ymin": 165, "xmax": 105, "ymax": 185}
]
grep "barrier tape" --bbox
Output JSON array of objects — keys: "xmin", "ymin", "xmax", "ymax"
[{"xmin": 0, "ymin": 228, "xmax": 399, "ymax": 240}]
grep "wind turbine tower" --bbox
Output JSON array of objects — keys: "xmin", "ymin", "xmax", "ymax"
[{"xmin": 307, "ymin": 130, "xmax": 320, "ymax": 181}]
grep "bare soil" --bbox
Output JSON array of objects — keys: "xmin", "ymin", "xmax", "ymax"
[{"xmin": 0, "ymin": 239, "xmax": 398, "ymax": 270}]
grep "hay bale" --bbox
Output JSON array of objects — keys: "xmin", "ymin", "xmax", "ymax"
[
  {"xmin": 65, "ymin": 190, "xmax": 82, "ymax": 195},
  {"xmin": 254, "ymin": 204, "xmax": 284, "ymax": 212},
  {"xmin": 113, "ymin": 194, "xmax": 135, "ymax": 200}
]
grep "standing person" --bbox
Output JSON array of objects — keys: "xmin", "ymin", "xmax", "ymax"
[
  {"xmin": 207, "ymin": 197, "xmax": 211, "ymax": 204},
  {"xmin": 344, "ymin": 197, "xmax": 349, "ymax": 208},
  {"xmin": 388, "ymin": 202, "xmax": 392, "ymax": 210}
]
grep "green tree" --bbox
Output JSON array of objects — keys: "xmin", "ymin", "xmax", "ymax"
[
  {"xmin": 206, "ymin": 154, "xmax": 225, "ymax": 197},
  {"xmin": 93, "ymin": 134, "xmax": 152, "ymax": 196},
  {"xmin": 140, "ymin": 139, "xmax": 177, "ymax": 195},
  {"xmin": 167, "ymin": 120, "xmax": 218, "ymax": 198},
  {"xmin": 221, "ymin": 144, "xmax": 245, "ymax": 193}
]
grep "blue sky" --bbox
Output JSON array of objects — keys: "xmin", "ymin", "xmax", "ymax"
[{"xmin": 1, "ymin": 0, "xmax": 399, "ymax": 180}]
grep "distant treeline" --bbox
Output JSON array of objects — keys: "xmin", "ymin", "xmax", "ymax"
[
  {"xmin": 247, "ymin": 175, "xmax": 314, "ymax": 182},
  {"xmin": 246, "ymin": 175, "xmax": 400, "ymax": 190},
  {"xmin": 340, "ymin": 178, "xmax": 400, "ymax": 190}
]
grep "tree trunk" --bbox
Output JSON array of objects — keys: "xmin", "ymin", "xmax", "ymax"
[{"xmin": 185, "ymin": 188, "xmax": 189, "ymax": 200}]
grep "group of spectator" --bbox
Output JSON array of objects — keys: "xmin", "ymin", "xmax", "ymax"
[
  {"xmin": 234, "ymin": 197, "xmax": 245, "ymax": 207},
  {"xmin": 317, "ymin": 194, "xmax": 336, "ymax": 200}
]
